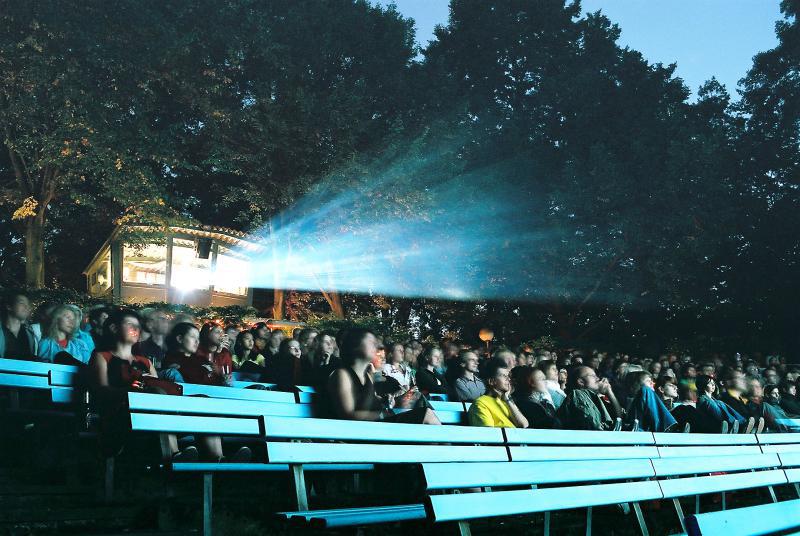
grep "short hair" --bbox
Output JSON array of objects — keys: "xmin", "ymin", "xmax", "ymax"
[
  {"xmin": 695, "ymin": 375, "xmax": 715, "ymax": 394},
  {"xmin": 417, "ymin": 344, "xmax": 440, "ymax": 369},
  {"xmin": 457, "ymin": 348, "xmax": 478, "ymax": 365},
  {"xmin": 1, "ymin": 290, "xmax": 28, "ymax": 320},
  {"xmin": 480, "ymin": 358, "xmax": 508, "ymax": 382},
  {"xmin": 537, "ymin": 359, "xmax": 556, "ymax": 375},
  {"xmin": 88, "ymin": 305, "xmax": 110, "ymax": 323}
]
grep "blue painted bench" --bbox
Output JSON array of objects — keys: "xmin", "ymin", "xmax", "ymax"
[{"xmin": 686, "ymin": 497, "xmax": 800, "ymax": 535}]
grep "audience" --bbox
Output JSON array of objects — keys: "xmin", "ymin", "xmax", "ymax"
[
  {"xmin": 37, "ymin": 304, "xmax": 93, "ymax": 364},
  {"xmin": 232, "ymin": 330, "xmax": 266, "ymax": 372},
  {"xmin": 510, "ymin": 366, "xmax": 559, "ymax": 429},
  {"xmin": 132, "ymin": 308, "xmax": 170, "ymax": 369},
  {"xmin": 415, "ymin": 344, "xmax": 448, "ymax": 395},
  {"xmin": 558, "ymin": 365, "xmax": 621, "ymax": 430}
]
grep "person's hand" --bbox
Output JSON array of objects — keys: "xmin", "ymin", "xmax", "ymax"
[
  {"xmin": 386, "ymin": 393, "xmax": 396, "ymax": 408},
  {"xmin": 131, "ymin": 380, "xmax": 144, "ymax": 390},
  {"xmin": 220, "ymin": 334, "xmax": 231, "ymax": 350},
  {"xmin": 597, "ymin": 378, "xmax": 613, "ymax": 396}
]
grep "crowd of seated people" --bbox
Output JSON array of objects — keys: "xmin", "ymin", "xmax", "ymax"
[{"xmin": 1, "ymin": 290, "xmax": 799, "ymax": 436}]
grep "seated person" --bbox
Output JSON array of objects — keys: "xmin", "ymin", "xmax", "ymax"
[
  {"xmin": 468, "ymin": 359, "xmax": 528, "ymax": 428},
  {"xmin": 196, "ymin": 323, "xmax": 234, "ymax": 384},
  {"xmin": 268, "ymin": 338, "xmax": 303, "ymax": 391},
  {"xmin": 0, "ymin": 291, "xmax": 37, "ymax": 360},
  {"xmin": 415, "ymin": 344, "xmax": 449, "ymax": 395},
  {"xmin": 670, "ymin": 383, "xmax": 698, "ymax": 432},
  {"xmin": 132, "ymin": 308, "xmax": 170, "ymax": 369},
  {"xmin": 162, "ymin": 323, "xmax": 228, "ymax": 386},
  {"xmin": 747, "ymin": 377, "xmax": 786, "ymax": 432},
  {"xmin": 779, "ymin": 380, "xmax": 800, "ymax": 417},
  {"xmin": 232, "ymin": 331, "xmax": 266, "ymax": 372},
  {"xmin": 302, "ymin": 331, "xmax": 341, "ymax": 391},
  {"xmin": 510, "ymin": 366, "xmax": 560, "ymax": 429},
  {"xmin": 694, "ymin": 375, "xmax": 746, "ymax": 433},
  {"xmin": 325, "ymin": 328, "xmax": 440, "ymax": 424},
  {"xmin": 451, "ymin": 350, "xmax": 486, "ymax": 402},
  {"xmin": 37, "ymin": 304, "xmax": 93, "ymax": 364},
  {"xmin": 624, "ymin": 371, "xmax": 677, "ymax": 432},
  {"xmin": 765, "ymin": 384, "xmax": 798, "ymax": 429},
  {"xmin": 557, "ymin": 366, "xmax": 622, "ymax": 430},
  {"xmin": 382, "ymin": 342, "xmax": 413, "ymax": 393},
  {"xmin": 537, "ymin": 359, "xmax": 566, "ymax": 409},
  {"xmin": 655, "ymin": 376, "xmax": 678, "ymax": 410}
]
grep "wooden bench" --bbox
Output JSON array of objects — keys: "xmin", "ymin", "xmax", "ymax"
[
  {"xmin": 686, "ymin": 498, "xmax": 800, "ymax": 535},
  {"xmin": 505, "ymin": 427, "xmax": 658, "ymax": 461}
]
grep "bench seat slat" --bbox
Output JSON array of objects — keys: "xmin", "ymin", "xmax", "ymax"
[
  {"xmin": 658, "ymin": 469, "xmax": 787, "ymax": 498},
  {"xmin": 755, "ymin": 432, "xmax": 800, "ymax": 445},
  {"xmin": 651, "ymin": 453, "xmax": 779, "ymax": 477},
  {"xmin": 51, "ymin": 387, "xmax": 74, "ymax": 404},
  {"xmin": 309, "ymin": 504, "xmax": 426, "ymax": 528},
  {"xmin": 505, "ymin": 428, "xmax": 655, "ymax": 445},
  {"xmin": 509, "ymin": 445, "xmax": 659, "ymax": 461},
  {"xmin": 784, "ymin": 468, "xmax": 800, "ymax": 483},
  {"xmin": 758, "ymin": 444, "xmax": 800, "ymax": 454},
  {"xmin": 130, "ymin": 413, "xmax": 261, "ymax": 435},
  {"xmin": 266, "ymin": 442, "xmax": 508, "ymax": 464},
  {"xmin": 263, "ymin": 417, "xmax": 504, "ymax": 444},
  {"xmin": 48, "ymin": 370, "xmax": 76, "ymax": 387},
  {"xmin": 178, "ymin": 383, "xmax": 296, "ymax": 403},
  {"xmin": 657, "ymin": 445, "xmax": 762, "ymax": 457},
  {"xmin": 653, "ymin": 432, "xmax": 757, "ymax": 446},
  {"xmin": 422, "ymin": 459, "xmax": 655, "ymax": 489},
  {"xmin": 780, "ymin": 452, "xmax": 800, "ymax": 468},
  {"xmin": 686, "ymin": 498, "xmax": 800, "ymax": 536},
  {"xmin": 128, "ymin": 392, "xmax": 312, "ymax": 418},
  {"xmin": 171, "ymin": 463, "xmax": 374, "ymax": 472},
  {"xmin": 426, "ymin": 480, "xmax": 663, "ymax": 522},
  {"xmin": 280, "ymin": 504, "xmax": 421, "ymax": 521},
  {"xmin": 0, "ymin": 373, "xmax": 51, "ymax": 389},
  {"xmin": 0, "ymin": 358, "xmax": 78, "ymax": 375}
]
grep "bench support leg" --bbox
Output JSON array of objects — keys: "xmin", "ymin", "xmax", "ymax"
[
  {"xmin": 457, "ymin": 521, "xmax": 472, "ymax": 536},
  {"xmin": 9, "ymin": 389, "xmax": 19, "ymax": 410},
  {"xmin": 633, "ymin": 502, "xmax": 649, "ymax": 536},
  {"xmin": 672, "ymin": 498, "xmax": 687, "ymax": 534},
  {"xmin": 721, "ymin": 491, "xmax": 726, "ymax": 510},
  {"xmin": 291, "ymin": 464, "xmax": 308, "ymax": 511},
  {"xmin": 585, "ymin": 506, "xmax": 592, "ymax": 536},
  {"xmin": 794, "ymin": 483, "xmax": 800, "ymax": 499},
  {"xmin": 544, "ymin": 511, "xmax": 551, "ymax": 536},
  {"xmin": 768, "ymin": 485, "xmax": 778, "ymax": 503},
  {"xmin": 695, "ymin": 494, "xmax": 700, "ymax": 514},
  {"xmin": 203, "ymin": 473, "xmax": 212, "ymax": 536},
  {"xmin": 104, "ymin": 457, "xmax": 114, "ymax": 504}
]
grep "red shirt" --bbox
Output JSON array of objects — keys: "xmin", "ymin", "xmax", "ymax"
[
  {"xmin": 162, "ymin": 351, "xmax": 225, "ymax": 386},
  {"xmin": 195, "ymin": 346, "xmax": 234, "ymax": 376}
]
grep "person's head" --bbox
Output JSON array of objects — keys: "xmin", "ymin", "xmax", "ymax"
[
  {"xmin": 482, "ymin": 358, "xmax": 511, "ymax": 396},
  {"xmin": 167, "ymin": 322, "xmax": 200, "ymax": 355},
  {"xmin": 695, "ymin": 375, "xmax": 716, "ymax": 396},
  {"xmin": 88, "ymin": 306, "xmax": 110, "ymax": 331},
  {"xmin": 656, "ymin": 376, "xmax": 678, "ymax": 400},
  {"xmin": 765, "ymin": 384, "xmax": 781, "ymax": 403},
  {"xmin": 723, "ymin": 369, "xmax": 747, "ymax": 393},
  {"xmin": 315, "ymin": 331, "xmax": 336, "ymax": 359},
  {"xmin": 681, "ymin": 364, "xmax": 697, "ymax": 379},
  {"xmin": 677, "ymin": 382, "xmax": 697, "ymax": 403},
  {"xmin": 103, "ymin": 308, "xmax": 142, "ymax": 347},
  {"xmin": 339, "ymin": 328, "xmax": 378, "ymax": 367},
  {"xmin": 251, "ymin": 322, "xmax": 269, "ymax": 340},
  {"xmin": 626, "ymin": 371, "xmax": 654, "ymax": 394},
  {"xmin": 47, "ymin": 305, "xmax": 78, "ymax": 340},
  {"xmin": 417, "ymin": 344, "xmax": 443, "ymax": 370},
  {"xmin": 298, "ymin": 328, "xmax": 319, "ymax": 352},
  {"xmin": 537, "ymin": 359, "xmax": 558, "ymax": 381},
  {"xmin": 279, "ymin": 338, "xmax": 302, "ymax": 360},
  {"xmin": 2, "ymin": 291, "xmax": 31, "ymax": 323},
  {"xmin": 763, "ymin": 368, "xmax": 780, "ymax": 386},
  {"xmin": 587, "ymin": 355, "xmax": 601, "ymax": 370},
  {"xmin": 199, "ymin": 322, "xmax": 224, "ymax": 349},
  {"xmin": 268, "ymin": 328, "xmax": 285, "ymax": 348},
  {"xmin": 458, "ymin": 349, "xmax": 479, "ymax": 374},
  {"xmin": 442, "ymin": 341, "xmax": 459, "ymax": 359},
  {"xmin": 492, "ymin": 349, "xmax": 516, "ymax": 371},
  {"xmin": 225, "ymin": 325, "xmax": 240, "ymax": 341},
  {"xmin": 781, "ymin": 380, "xmax": 797, "ymax": 397},
  {"xmin": 234, "ymin": 331, "xmax": 255, "ymax": 356},
  {"xmin": 387, "ymin": 341, "xmax": 405, "ymax": 365},
  {"xmin": 292, "ymin": 327, "xmax": 302, "ymax": 340},
  {"xmin": 699, "ymin": 362, "xmax": 716, "ymax": 377},
  {"xmin": 567, "ymin": 365, "xmax": 599, "ymax": 392},
  {"xmin": 649, "ymin": 361, "xmax": 662, "ymax": 377},
  {"xmin": 512, "ymin": 366, "xmax": 547, "ymax": 396},
  {"xmin": 747, "ymin": 377, "xmax": 764, "ymax": 401},
  {"xmin": 143, "ymin": 308, "xmax": 171, "ymax": 337}
]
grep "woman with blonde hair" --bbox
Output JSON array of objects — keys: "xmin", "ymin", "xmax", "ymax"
[{"xmin": 37, "ymin": 305, "xmax": 93, "ymax": 364}]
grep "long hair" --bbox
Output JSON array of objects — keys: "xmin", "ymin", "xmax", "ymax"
[
  {"xmin": 98, "ymin": 308, "xmax": 142, "ymax": 352},
  {"xmin": 233, "ymin": 331, "xmax": 255, "ymax": 360},
  {"xmin": 166, "ymin": 322, "xmax": 199, "ymax": 354},
  {"xmin": 45, "ymin": 305, "xmax": 78, "ymax": 341}
]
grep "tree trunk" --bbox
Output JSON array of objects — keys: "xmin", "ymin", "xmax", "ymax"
[
  {"xmin": 24, "ymin": 209, "xmax": 46, "ymax": 288},
  {"xmin": 272, "ymin": 288, "xmax": 285, "ymax": 320},
  {"xmin": 326, "ymin": 290, "xmax": 345, "ymax": 319}
]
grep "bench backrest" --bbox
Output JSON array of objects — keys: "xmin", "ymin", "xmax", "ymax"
[
  {"xmin": 128, "ymin": 392, "xmax": 313, "ymax": 418},
  {"xmin": 178, "ymin": 383, "xmax": 296, "ymax": 403},
  {"xmin": 505, "ymin": 428, "xmax": 655, "ymax": 445}
]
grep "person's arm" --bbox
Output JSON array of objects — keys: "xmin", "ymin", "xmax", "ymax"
[
  {"xmin": 327, "ymin": 368, "xmax": 381, "ymax": 421},
  {"xmin": 89, "ymin": 352, "xmax": 109, "ymax": 388},
  {"xmin": 468, "ymin": 398, "xmax": 495, "ymax": 426},
  {"xmin": 504, "ymin": 395, "xmax": 529, "ymax": 428},
  {"xmin": 453, "ymin": 378, "xmax": 470, "ymax": 402},
  {"xmin": 598, "ymin": 378, "xmax": 623, "ymax": 418}
]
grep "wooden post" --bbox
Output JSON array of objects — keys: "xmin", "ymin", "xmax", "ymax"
[
  {"xmin": 203, "ymin": 473, "xmax": 213, "ymax": 536},
  {"xmin": 291, "ymin": 464, "xmax": 308, "ymax": 511}
]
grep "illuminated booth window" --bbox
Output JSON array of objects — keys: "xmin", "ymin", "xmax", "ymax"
[
  {"xmin": 214, "ymin": 246, "xmax": 250, "ymax": 296},
  {"xmin": 122, "ymin": 243, "xmax": 167, "ymax": 285},
  {"xmin": 171, "ymin": 238, "xmax": 212, "ymax": 290},
  {"xmin": 90, "ymin": 249, "xmax": 112, "ymax": 291}
]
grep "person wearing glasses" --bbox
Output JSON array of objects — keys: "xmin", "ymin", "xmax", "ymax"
[{"xmin": 557, "ymin": 366, "xmax": 623, "ymax": 430}]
